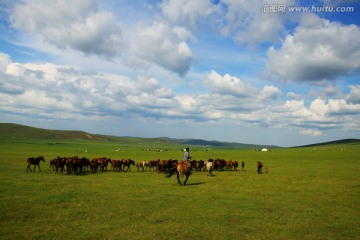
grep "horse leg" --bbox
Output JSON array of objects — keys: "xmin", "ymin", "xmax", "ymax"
[
  {"xmin": 27, "ymin": 164, "xmax": 31, "ymax": 172},
  {"xmin": 176, "ymin": 172, "xmax": 182, "ymax": 185},
  {"xmin": 183, "ymin": 173, "xmax": 189, "ymax": 186},
  {"xmin": 38, "ymin": 164, "xmax": 41, "ymax": 172}
]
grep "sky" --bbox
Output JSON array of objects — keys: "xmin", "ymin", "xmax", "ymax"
[{"xmin": 0, "ymin": 0, "xmax": 359, "ymax": 147}]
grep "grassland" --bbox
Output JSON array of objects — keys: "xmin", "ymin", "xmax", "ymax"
[{"xmin": 0, "ymin": 134, "xmax": 359, "ymax": 239}]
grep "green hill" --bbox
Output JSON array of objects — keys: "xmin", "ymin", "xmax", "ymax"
[
  {"xmin": 2, "ymin": 123, "xmax": 358, "ymax": 148},
  {"xmin": 0, "ymin": 123, "xmax": 113, "ymax": 141},
  {"xmin": 0, "ymin": 123, "xmax": 276, "ymax": 149},
  {"xmin": 294, "ymin": 139, "xmax": 360, "ymax": 148}
]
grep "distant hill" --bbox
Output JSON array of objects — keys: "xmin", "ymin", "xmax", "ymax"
[
  {"xmin": 0, "ymin": 123, "xmax": 115, "ymax": 141},
  {"xmin": 2, "ymin": 123, "xmax": 358, "ymax": 149},
  {"xmin": 166, "ymin": 138, "xmax": 278, "ymax": 149},
  {"xmin": 0, "ymin": 123, "xmax": 277, "ymax": 149},
  {"xmin": 293, "ymin": 139, "xmax": 360, "ymax": 148}
]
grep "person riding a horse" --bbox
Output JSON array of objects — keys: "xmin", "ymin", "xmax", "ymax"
[
  {"xmin": 184, "ymin": 147, "xmax": 192, "ymax": 171},
  {"xmin": 166, "ymin": 147, "xmax": 193, "ymax": 186}
]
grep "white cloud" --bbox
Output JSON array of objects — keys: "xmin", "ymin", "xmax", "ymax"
[
  {"xmin": 204, "ymin": 70, "xmax": 255, "ymax": 97},
  {"xmin": 219, "ymin": 0, "xmax": 294, "ymax": 46},
  {"xmin": 160, "ymin": 0, "xmax": 293, "ymax": 47},
  {"xmin": 10, "ymin": 0, "xmax": 122, "ymax": 58},
  {"xmin": 0, "ymin": 56, "xmax": 184, "ymax": 121},
  {"xmin": 266, "ymin": 15, "xmax": 360, "ymax": 82},
  {"xmin": 287, "ymin": 92, "xmax": 303, "ymax": 100},
  {"xmin": 0, "ymin": 53, "xmax": 11, "ymax": 71},
  {"xmin": 161, "ymin": 0, "xmax": 219, "ymax": 28},
  {"xmin": 260, "ymin": 85, "xmax": 282, "ymax": 100},
  {"xmin": 300, "ymin": 129, "xmax": 323, "ymax": 136},
  {"xmin": 309, "ymin": 98, "xmax": 329, "ymax": 117},
  {"xmin": 1, "ymin": 56, "xmax": 359, "ymax": 143},
  {"xmin": 328, "ymin": 99, "xmax": 360, "ymax": 115},
  {"xmin": 346, "ymin": 85, "xmax": 360, "ymax": 104},
  {"xmin": 130, "ymin": 22, "xmax": 195, "ymax": 76}
]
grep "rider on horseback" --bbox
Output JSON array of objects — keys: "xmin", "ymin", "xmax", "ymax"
[
  {"xmin": 184, "ymin": 147, "xmax": 192, "ymax": 173},
  {"xmin": 165, "ymin": 147, "xmax": 193, "ymax": 185}
]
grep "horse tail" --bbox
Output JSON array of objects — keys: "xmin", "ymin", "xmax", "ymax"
[{"xmin": 165, "ymin": 165, "xmax": 177, "ymax": 178}]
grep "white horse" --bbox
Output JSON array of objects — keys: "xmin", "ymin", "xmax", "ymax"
[
  {"xmin": 142, "ymin": 160, "xmax": 152, "ymax": 171},
  {"xmin": 204, "ymin": 160, "xmax": 214, "ymax": 176}
]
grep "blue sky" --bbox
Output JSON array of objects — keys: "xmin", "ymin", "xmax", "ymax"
[{"xmin": 0, "ymin": 0, "xmax": 359, "ymax": 147}]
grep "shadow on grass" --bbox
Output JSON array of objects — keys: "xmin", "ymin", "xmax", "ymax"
[
  {"xmin": 169, "ymin": 182, "xmax": 205, "ymax": 186},
  {"xmin": 185, "ymin": 182, "xmax": 205, "ymax": 186}
]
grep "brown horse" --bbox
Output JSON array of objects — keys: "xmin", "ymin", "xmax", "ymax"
[
  {"xmin": 233, "ymin": 161, "xmax": 238, "ymax": 171},
  {"xmin": 27, "ymin": 156, "xmax": 45, "ymax": 172},
  {"xmin": 111, "ymin": 160, "xmax": 123, "ymax": 172},
  {"xmin": 122, "ymin": 159, "xmax": 135, "ymax": 172},
  {"xmin": 257, "ymin": 161, "xmax": 263, "ymax": 174},
  {"xmin": 166, "ymin": 161, "xmax": 191, "ymax": 186}
]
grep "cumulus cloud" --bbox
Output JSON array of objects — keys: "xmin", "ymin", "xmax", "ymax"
[
  {"xmin": 130, "ymin": 22, "xmax": 194, "ymax": 75},
  {"xmin": 300, "ymin": 129, "xmax": 323, "ymax": 136},
  {"xmin": 227, "ymin": 90, "xmax": 360, "ymax": 137},
  {"xmin": 204, "ymin": 70, "xmax": 255, "ymax": 97},
  {"xmin": 160, "ymin": 0, "xmax": 219, "ymax": 28},
  {"xmin": 266, "ymin": 15, "xmax": 360, "ymax": 82},
  {"xmin": 260, "ymin": 85, "xmax": 282, "ymax": 100},
  {"xmin": 1, "ymin": 55, "xmax": 359, "ymax": 141},
  {"xmin": 10, "ymin": 0, "xmax": 122, "ymax": 58},
  {"xmin": 0, "ymin": 53, "xmax": 11, "ymax": 71},
  {"xmin": 346, "ymin": 85, "xmax": 360, "ymax": 104},
  {"xmin": 0, "ymin": 55, "xmax": 184, "ymax": 121},
  {"xmin": 219, "ymin": 0, "xmax": 294, "ymax": 46},
  {"xmin": 160, "ymin": 0, "xmax": 293, "ymax": 47}
]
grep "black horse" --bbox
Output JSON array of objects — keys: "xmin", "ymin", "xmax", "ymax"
[
  {"xmin": 27, "ymin": 156, "xmax": 45, "ymax": 172},
  {"xmin": 257, "ymin": 161, "xmax": 263, "ymax": 174}
]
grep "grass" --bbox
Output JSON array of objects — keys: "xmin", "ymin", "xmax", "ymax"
[{"xmin": 0, "ymin": 139, "xmax": 359, "ymax": 239}]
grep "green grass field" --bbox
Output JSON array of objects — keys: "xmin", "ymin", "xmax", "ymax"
[{"xmin": 0, "ymin": 138, "xmax": 359, "ymax": 240}]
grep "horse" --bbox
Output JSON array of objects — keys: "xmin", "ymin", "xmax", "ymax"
[
  {"xmin": 225, "ymin": 160, "xmax": 234, "ymax": 171},
  {"xmin": 204, "ymin": 160, "xmax": 214, "ymax": 176},
  {"xmin": 257, "ymin": 162, "xmax": 263, "ymax": 174},
  {"xmin": 26, "ymin": 156, "xmax": 45, "ymax": 172},
  {"xmin": 166, "ymin": 161, "xmax": 191, "ymax": 185},
  {"xmin": 149, "ymin": 160, "xmax": 160, "ymax": 171},
  {"xmin": 136, "ymin": 161, "xmax": 144, "ymax": 171},
  {"xmin": 142, "ymin": 160, "xmax": 152, "ymax": 171},
  {"xmin": 52, "ymin": 157, "xmax": 66, "ymax": 174},
  {"xmin": 214, "ymin": 159, "xmax": 226, "ymax": 171},
  {"xmin": 97, "ymin": 158, "xmax": 111, "ymax": 172},
  {"xmin": 89, "ymin": 161, "xmax": 99, "ymax": 173},
  {"xmin": 122, "ymin": 159, "xmax": 135, "ymax": 172},
  {"xmin": 191, "ymin": 160, "xmax": 204, "ymax": 171},
  {"xmin": 111, "ymin": 160, "xmax": 123, "ymax": 172},
  {"xmin": 233, "ymin": 161, "xmax": 238, "ymax": 171},
  {"xmin": 80, "ymin": 157, "xmax": 90, "ymax": 173}
]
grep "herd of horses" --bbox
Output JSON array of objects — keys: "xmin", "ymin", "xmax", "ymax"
[{"xmin": 27, "ymin": 156, "xmax": 266, "ymax": 185}]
